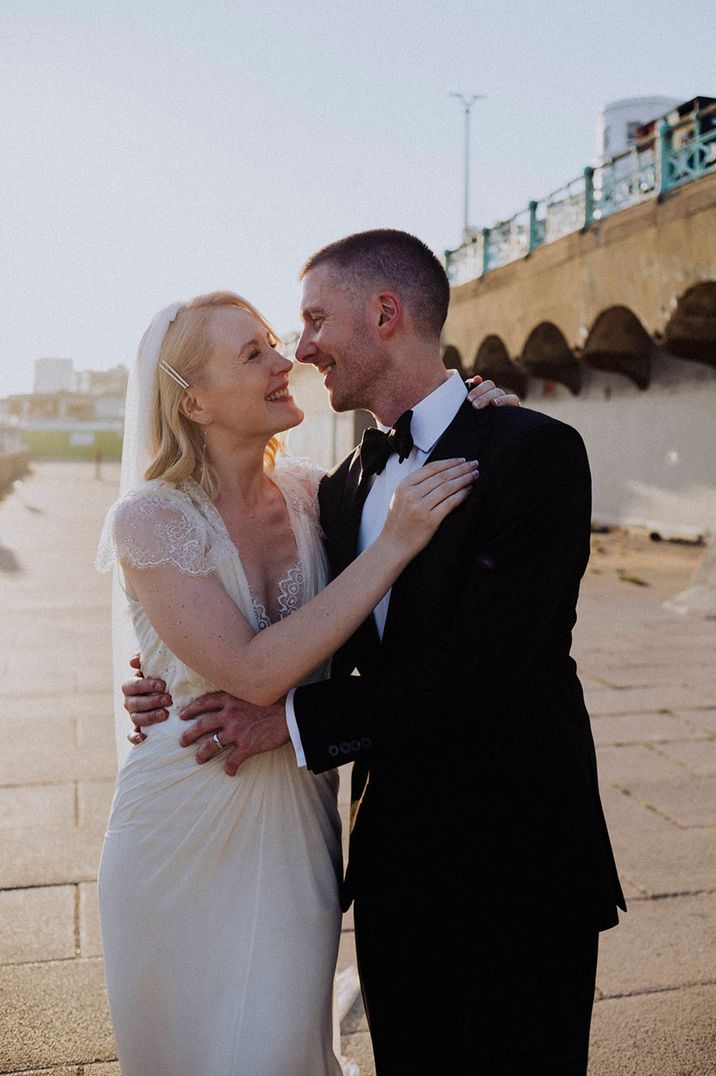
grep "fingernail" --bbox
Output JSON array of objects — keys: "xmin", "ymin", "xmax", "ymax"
[{"xmin": 161, "ymin": 696, "xmax": 171, "ymax": 706}]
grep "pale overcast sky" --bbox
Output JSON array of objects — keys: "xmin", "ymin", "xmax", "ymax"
[{"xmin": 1, "ymin": 0, "xmax": 713, "ymax": 395}]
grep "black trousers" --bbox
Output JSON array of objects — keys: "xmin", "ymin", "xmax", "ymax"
[{"xmin": 354, "ymin": 897, "xmax": 600, "ymax": 1075}]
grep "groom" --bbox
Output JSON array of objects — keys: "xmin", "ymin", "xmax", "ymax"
[{"xmin": 125, "ymin": 230, "xmax": 625, "ymax": 1073}]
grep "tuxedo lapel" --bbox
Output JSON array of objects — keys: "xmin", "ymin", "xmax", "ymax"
[
  {"xmin": 330, "ymin": 449, "xmax": 368, "ymax": 574},
  {"xmin": 380, "ymin": 402, "xmax": 496, "ymax": 640},
  {"xmin": 424, "ymin": 398, "xmax": 494, "ymax": 468},
  {"xmin": 328, "ymin": 449, "xmax": 381, "ymax": 652}
]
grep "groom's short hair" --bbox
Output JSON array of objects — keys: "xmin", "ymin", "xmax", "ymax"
[{"xmin": 301, "ymin": 229, "xmax": 450, "ymax": 339}]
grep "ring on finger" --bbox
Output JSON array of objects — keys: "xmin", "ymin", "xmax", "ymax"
[{"xmin": 212, "ymin": 732, "xmax": 223, "ymax": 749}]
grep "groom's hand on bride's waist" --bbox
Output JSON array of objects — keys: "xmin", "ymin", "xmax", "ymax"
[
  {"xmin": 122, "ymin": 656, "xmax": 172, "ymax": 745},
  {"xmin": 178, "ymin": 693, "xmax": 289, "ymax": 776}
]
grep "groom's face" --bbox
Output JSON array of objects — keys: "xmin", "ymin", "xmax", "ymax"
[{"xmin": 296, "ymin": 264, "xmax": 386, "ymax": 413}]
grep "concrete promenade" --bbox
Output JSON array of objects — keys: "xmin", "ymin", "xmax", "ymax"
[{"xmin": 1, "ymin": 461, "xmax": 715, "ymax": 1075}]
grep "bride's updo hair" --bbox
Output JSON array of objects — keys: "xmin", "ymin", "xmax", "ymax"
[{"xmin": 144, "ymin": 291, "xmax": 283, "ymax": 500}]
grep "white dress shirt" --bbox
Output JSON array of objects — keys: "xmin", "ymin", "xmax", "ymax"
[{"xmin": 286, "ymin": 370, "xmax": 468, "ymax": 766}]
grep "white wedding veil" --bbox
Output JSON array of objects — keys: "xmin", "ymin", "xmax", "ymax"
[{"xmin": 109, "ymin": 302, "xmax": 183, "ymax": 767}]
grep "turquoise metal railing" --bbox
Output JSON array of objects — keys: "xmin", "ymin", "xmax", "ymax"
[{"xmin": 445, "ymin": 103, "xmax": 716, "ymax": 286}]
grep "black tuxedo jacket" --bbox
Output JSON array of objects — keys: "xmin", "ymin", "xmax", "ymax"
[{"xmin": 293, "ymin": 402, "xmax": 626, "ymax": 933}]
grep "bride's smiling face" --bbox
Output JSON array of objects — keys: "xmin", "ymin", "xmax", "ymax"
[{"xmin": 185, "ymin": 306, "xmax": 304, "ymax": 439}]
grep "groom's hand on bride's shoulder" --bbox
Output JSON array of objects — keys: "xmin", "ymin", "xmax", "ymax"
[
  {"xmin": 178, "ymin": 693, "xmax": 289, "ymax": 777},
  {"xmin": 122, "ymin": 654, "xmax": 173, "ymax": 745}
]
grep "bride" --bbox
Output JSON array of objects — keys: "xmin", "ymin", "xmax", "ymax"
[{"xmin": 96, "ymin": 291, "xmax": 494, "ymax": 1076}]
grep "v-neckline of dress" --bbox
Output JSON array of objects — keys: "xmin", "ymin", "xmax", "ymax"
[{"xmin": 182, "ymin": 473, "xmax": 305, "ymax": 631}]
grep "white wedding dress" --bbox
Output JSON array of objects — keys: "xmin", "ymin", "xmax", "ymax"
[{"xmin": 97, "ymin": 459, "xmax": 344, "ymax": 1076}]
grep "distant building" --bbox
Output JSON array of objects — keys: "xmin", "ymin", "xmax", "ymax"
[
  {"xmin": 33, "ymin": 357, "xmax": 74, "ymax": 394},
  {"xmin": 73, "ymin": 365, "xmax": 128, "ymax": 397},
  {"xmin": 2, "ymin": 360, "xmax": 128, "ymax": 462},
  {"xmin": 596, "ymin": 96, "xmax": 680, "ymax": 162}
]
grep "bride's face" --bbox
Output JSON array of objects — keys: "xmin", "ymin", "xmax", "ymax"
[{"xmin": 190, "ymin": 306, "xmax": 304, "ymax": 439}]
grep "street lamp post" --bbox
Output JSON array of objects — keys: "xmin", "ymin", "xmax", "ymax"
[{"xmin": 450, "ymin": 92, "xmax": 485, "ymax": 243}]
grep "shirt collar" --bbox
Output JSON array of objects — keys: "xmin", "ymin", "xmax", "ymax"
[{"xmin": 379, "ymin": 370, "xmax": 467, "ymax": 454}]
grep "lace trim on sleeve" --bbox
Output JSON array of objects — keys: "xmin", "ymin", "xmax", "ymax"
[{"xmin": 95, "ymin": 482, "xmax": 233, "ymax": 575}]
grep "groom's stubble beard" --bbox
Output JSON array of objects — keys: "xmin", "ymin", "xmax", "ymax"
[{"xmin": 327, "ymin": 319, "xmax": 390, "ymax": 416}]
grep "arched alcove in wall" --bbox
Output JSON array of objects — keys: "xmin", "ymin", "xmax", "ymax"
[
  {"xmin": 663, "ymin": 282, "xmax": 716, "ymax": 367},
  {"xmin": 585, "ymin": 306, "xmax": 653, "ymax": 389},
  {"xmin": 519, "ymin": 322, "xmax": 582, "ymax": 394},
  {"xmin": 473, "ymin": 335, "xmax": 528, "ymax": 398}
]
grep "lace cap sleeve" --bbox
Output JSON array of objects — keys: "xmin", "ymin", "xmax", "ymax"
[
  {"xmin": 274, "ymin": 455, "xmax": 325, "ymax": 530},
  {"xmin": 96, "ymin": 482, "xmax": 231, "ymax": 575},
  {"xmin": 276, "ymin": 455, "xmax": 325, "ymax": 499}
]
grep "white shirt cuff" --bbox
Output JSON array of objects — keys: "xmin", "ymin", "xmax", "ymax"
[{"xmin": 285, "ymin": 688, "xmax": 307, "ymax": 768}]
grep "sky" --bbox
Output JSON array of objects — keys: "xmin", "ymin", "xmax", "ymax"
[{"xmin": 1, "ymin": 0, "xmax": 713, "ymax": 396}]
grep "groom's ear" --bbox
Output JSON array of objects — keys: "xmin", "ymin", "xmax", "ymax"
[{"xmin": 373, "ymin": 292, "xmax": 402, "ymax": 339}]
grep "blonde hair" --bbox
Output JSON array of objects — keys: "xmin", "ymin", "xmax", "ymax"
[{"xmin": 144, "ymin": 291, "xmax": 284, "ymax": 500}]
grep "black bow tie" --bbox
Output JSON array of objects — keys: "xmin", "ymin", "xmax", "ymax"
[{"xmin": 359, "ymin": 409, "xmax": 414, "ymax": 482}]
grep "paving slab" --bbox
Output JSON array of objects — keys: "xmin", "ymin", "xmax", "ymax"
[
  {"xmin": 0, "ymin": 692, "xmax": 114, "ymax": 725},
  {"xmin": 590, "ymin": 711, "xmax": 711, "ymax": 747},
  {"xmin": 76, "ymin": 781, "xmax": 114, "ymax": 837},
  {"xmin": 588, "ymin": 984, "xmax": 716, "ymax": 1076},
  {"xmin": 0, "ymin": 717, "xmax": 116, "ymax": 786},
  {"xmin": 586, "ymin": 664, "xmax": 706, "ymax": 689},
  {"xmin": 585, "ymin": 684, "xmax": 714, "ymax": 715},
  {"xmin": 79, "ymin": 883, "xmax": 102, "ymax": 958},
  {"xmin": 0, "ymin": 887, "xmax": 76, "ymax": 965},
  {"xmin": 611, "ymin": 824, "xmax": 716, "ymax": 897},
  {"xmin": 599, "ymin": 783, "xmax": 716, "ymax": 896},
  {"xmin": 1, "ymin": 824, "xmax": 103, "ymax": 890},
  {"xmin": 681, "ymin": 709, "xmax": 716, "ymax": 736},
  {"xmin": 4, "ymin": 1069, "xmax": 78, "ymax": 1075},
  {"xmin": 657, "ymin": 739, "xmax": 716, "ymax": 776},
  {"xmin": 596, "ymin": 893, "xmax": 716, "ymax": 997},
  {"xmin": 622, "ymin": 774, "xmax": 716, "ymax": 828},
  {"xmin": 0, "ymin": 784, "xmax": 75, "ymax": 831},
  {"xmin": 596, "ymin": 744, "xmax": 690, "ymax": 785},
  {"xmin": 341, "ymin": 1030, "xmax": 375, "ymax": 1074},
  {"xmin": 0, "ymin": 959, "xmax": 114, "ymax": 1071}
]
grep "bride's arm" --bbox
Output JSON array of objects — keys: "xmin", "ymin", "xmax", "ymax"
[{"xmin": 121, "ymin": 458, "xmax": 478, "ymax": 706}]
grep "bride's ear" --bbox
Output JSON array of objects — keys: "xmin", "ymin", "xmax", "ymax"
[{"xmin": 180, "ymin": 391, "xmax": 209, "ymax": 426}]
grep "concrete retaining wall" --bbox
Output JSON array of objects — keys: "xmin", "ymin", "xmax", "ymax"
[{"xmin": 529, "ymin": 353, "xmax": 716, "ymax": 539}]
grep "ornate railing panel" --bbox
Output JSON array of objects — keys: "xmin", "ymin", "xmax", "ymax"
[
  {"xmin": 544, "ymin": 175, "xmax": 587, "ymax": 242},
  {"xmin": 445, "ymin": 102, "xmax": 716, "ymax": 287},
  {"xmin": 665, "ymin": 122, "xmax": 716, "ymax": 190},
  {"xmin": 592, "ymin": 143, "xmax": 657, "ymax": 220}
]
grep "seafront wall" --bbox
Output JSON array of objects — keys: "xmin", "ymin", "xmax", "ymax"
[{"xmin": 525, "ymin": 354, "xmax": 716, "ymax": 539}]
